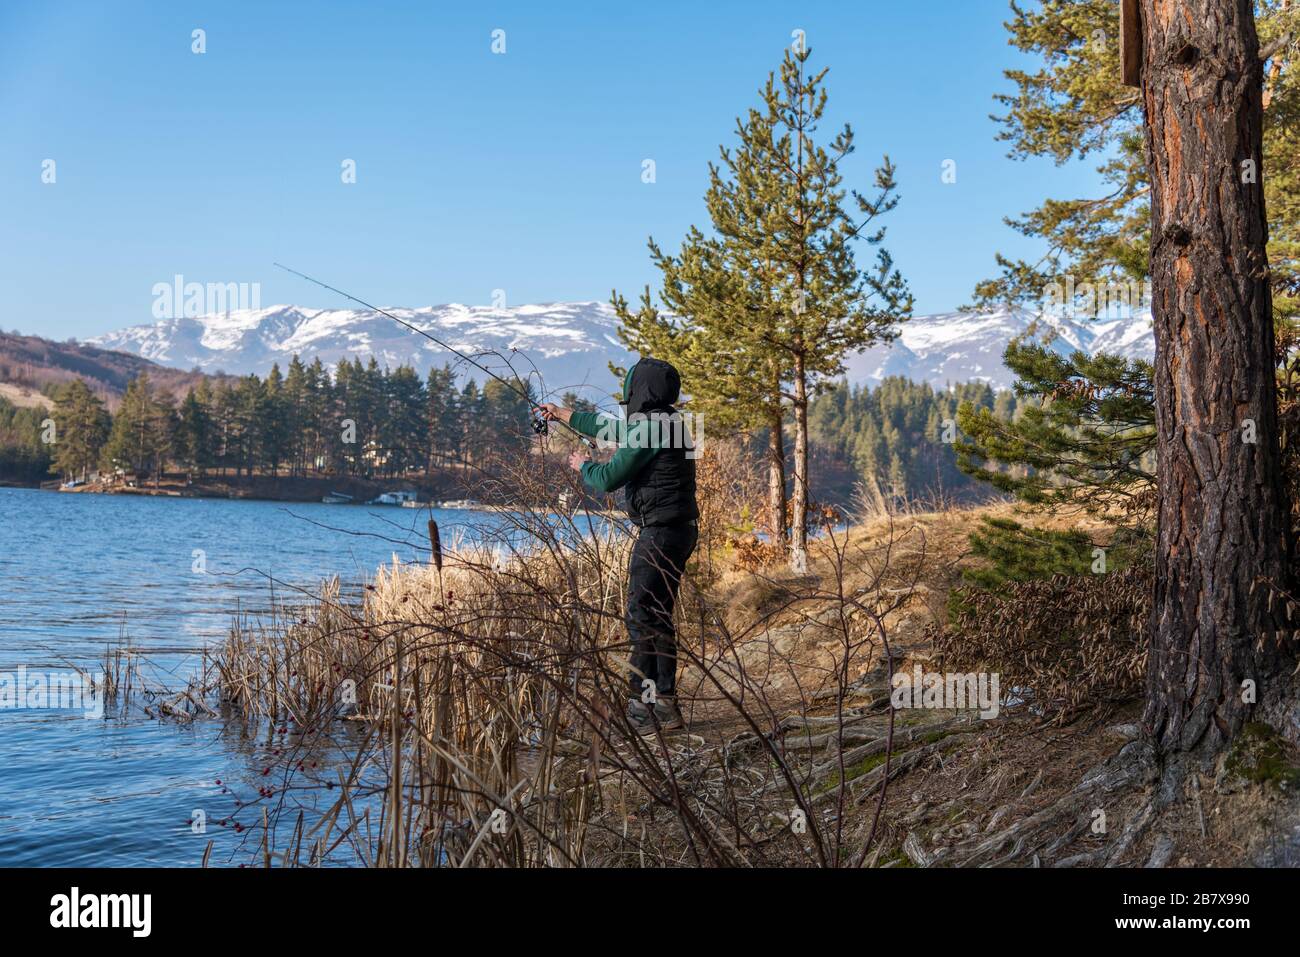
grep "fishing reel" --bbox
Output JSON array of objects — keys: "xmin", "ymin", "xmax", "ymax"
[{"xmin": 531, "ymin": 411, "xmax": 549, "ymax": 436}]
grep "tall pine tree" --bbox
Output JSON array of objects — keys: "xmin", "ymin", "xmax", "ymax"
[
  {"xmin": 617, "ymin": 43, "xmax": 910, "ymax": 570},
  {"xmin": 101, "ymin": 374, "xmax": 174, "ymax": 484},
  {"xmin": 50, "ymin": 379, "xmax": 110, "ymax": 482}
]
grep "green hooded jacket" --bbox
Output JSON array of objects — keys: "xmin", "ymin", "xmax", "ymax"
[{"xmin": 568, "ymin": 364, "xmax": 662, "ymax": 493}]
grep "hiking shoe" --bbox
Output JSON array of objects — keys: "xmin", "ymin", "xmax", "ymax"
[
  {"xmin": 653, "ymin": 696, "xmax": 685, "ymax": 731},
  {"xmin": 626, "ymin": 697, "xmax": 685, "ymax": 735},
  {"xmin": 626, "ymin": 699, "xmax": 654, "ymax": 734}
]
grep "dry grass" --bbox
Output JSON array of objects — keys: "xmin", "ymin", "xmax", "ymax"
[
  {"xmin": 197, "ymin": 458, "xmax": 1296, "ymax": 869},
  {"xmin": 200, "ymin": 515, "xmax": 1300, "ymax": 868},
  {"xmin": 0, "ymin": 381, "xmax": 53, "ymax": 410},
  {"xmin": 202, "ymin": 460, "xmax": 960, "ymax": 868}
]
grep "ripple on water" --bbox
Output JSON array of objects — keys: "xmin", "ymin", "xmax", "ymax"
[{"xmin": 0, "ymin": 487, "xmax": 563, "ymax": 866}]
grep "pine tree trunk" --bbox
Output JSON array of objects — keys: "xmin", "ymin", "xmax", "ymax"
[
  {"xmin": 767, "ymin": 411, "xmax": 788, "ymax": 553},
  {"xmin": 790, "ymin": 354, "xmax": 809, "ymax": 573},
  {"xmin": 1139, "ymin": 0, "xmax": 1292, "ymax": 757}
]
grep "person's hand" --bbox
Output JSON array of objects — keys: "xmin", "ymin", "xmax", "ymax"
[
  {"xmin": 568, "ymin": 450, "xmax": 587, "ymax": 472},
  {"xmin": 534, "ymin": 403, "xmax": 571, "ymax": 424}
]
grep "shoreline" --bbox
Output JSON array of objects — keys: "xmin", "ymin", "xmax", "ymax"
[
  {"xmin": 9, "ymin": 481, "xmax": 623, "ymax": 518},
  {"xmin": 42, "ymin": 472, "xmax": 462, "ymax": 506}
]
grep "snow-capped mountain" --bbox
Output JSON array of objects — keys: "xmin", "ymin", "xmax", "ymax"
[
  {"xmin": 87, "ymin": 302, "xmax": 635, "ymax": 401},
  {"xmin": 844, "ymin": 305, "xmax": 1154, "ymax": 391},
  {"xmin": 85, "ymin": 302, "xmax": 1155, "ymax": 397}
]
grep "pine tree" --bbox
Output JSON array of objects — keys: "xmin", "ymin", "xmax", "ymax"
[
  {"xmin": 561, "ymin": 391, "xmax": 599, "ymax": 416},
  {"xmin": 955, "ymin": 342, "xmax": 1156, "ymax": 517},
  {"xmin": 354, "ymin": 358, "xmax": 383, "ymax": 477},
  {"xmin": 425, "ymin": 365, "xmax": 455, "ymax": 474},
  {"xmin": 49, "ymin": 379, "xmax": 110, "ymax": 481},
  {"xmin": 960, "ymin": 517, "xmax": 1099, "ymax": 594},
  {"xmin": 211, "ymin": 382, "xmax": 238, "ymax": 477},
  {"xmin": 330, "ymin": 359, "xmax": 355, "ymax": 475},
  {"xmin": 175, "ymin": 386, "xmax": 214, "ymax": 479},
  {"xmin": 614, "ymin": 244, "xmax": 790, "ymax": 550},
  {"xmin": 805, "ymin": 378, "xmax": 1019, "ymax": 508},
  {"xmin": 973, "ymin": 0, "xmax": 1297, "ymax": 323},
  {"xmin": 974, "ymin": 0, "xmax": 1298, "ymax": 760},
  {"xmin": 283, "ymin": 356, "xmax": 308, "ymax": 476},
  {"xmin": 260, "ymin": 364, "xmax": 289, "ymax": 476},
  {"xmin": 617, "ymin": 43, "xmax": 910, "ymax": 570},
  {"xmin": 458, "ymin": 381, "xmax": 483, "ymax": 467},
  {"xmin": 0, "ymin": 398, "xmax": 52, "ymax": 483},
  {"xmin": 304, "ymin": 358, "xmax": 328, "ymax": 474},
  {"xmin": 481, "ymin": 377, "xmax": 533, "ymax": 461},
  {"xmin": 232, "ymin": 375, "xmax": 265, "ymax": 479},
  {"xmin": 1139, "ymin": 0, "xmax": 1290, "ymax": 759},
  {"xmin": 101, "ymin": 374, "xmax": 174, "ymax": 483},
  {"xmin": 384, "ymin": 365, "xmax": 427, "ymax": 477}
]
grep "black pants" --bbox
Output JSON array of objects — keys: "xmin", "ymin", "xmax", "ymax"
[{"xmin": 626, "ymin": 522, "xmax": 698, "ymax": 699}]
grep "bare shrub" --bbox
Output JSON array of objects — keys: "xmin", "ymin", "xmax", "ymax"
[{"xmin": 694, "ymin": 436, "xmax": 768, "ymax": 574}]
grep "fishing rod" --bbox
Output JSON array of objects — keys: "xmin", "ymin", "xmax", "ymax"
[{"xmin": 273, "ymin": 262, "xmax": 595, "ymax": 449}]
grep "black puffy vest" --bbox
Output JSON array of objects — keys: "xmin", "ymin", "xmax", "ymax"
[{"xmin": 621, "ymin": 358, "xmax": 699, "ymax": 527}]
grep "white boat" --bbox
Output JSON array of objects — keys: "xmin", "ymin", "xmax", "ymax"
[
  {"xmin": 367, "ymin": 490, "xmax": 419, "ymax": 506},
  {"xmin": 322, "ymin": 491, "xmax": 355, "ymax": 504}
]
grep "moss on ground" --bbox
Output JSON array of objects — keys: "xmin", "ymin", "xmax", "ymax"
[
  {"xmin": 1224, "ymin": 722, "xmax": 1300, "ymax": 792},
  {"xmin": 815, "ymin": 751, "xmax": 890, "ymax": 794},
  {"xmin": 878, "ymin": 847, "xmax": 914, "ymax": 868}
]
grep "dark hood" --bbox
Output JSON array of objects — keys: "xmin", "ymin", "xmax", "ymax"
[{"xmin": 623, "ymin": 358, "xmax": 681, "ymax": 417}]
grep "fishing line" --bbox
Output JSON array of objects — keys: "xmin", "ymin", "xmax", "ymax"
[{"xmin": 273, "ymin": 262, "xmax": 596, "ymax": 449}]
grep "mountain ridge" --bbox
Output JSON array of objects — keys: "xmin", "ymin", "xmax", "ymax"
[
  {"xmin": 845, "ymin": 304, "xmax": 1154, "ymax": 392},
  {"xmin": 82, "ymin": 302, "xmax": 1155, "ymax": 396},
  {"xmin": 86, "ymin": 302, "xmax": 630, "ymax": 402}
]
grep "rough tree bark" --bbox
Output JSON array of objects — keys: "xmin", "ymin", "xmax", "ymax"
[
  {"xmin": 1139, "ymin": 0, "xmax": 1292, "ymax": 758},
  {"xmin": 790, "ymin": 352, "xmax": 809, "ymax": 574},
  {"xmin": 767, "ymin": 410, "xmax": 788, "ymax": 554}
]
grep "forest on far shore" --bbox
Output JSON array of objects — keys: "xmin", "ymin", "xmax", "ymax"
[
  {"xmin": 0, "ymin": 356, "xmax": 553, "ymax": 487},
  {"xmin": 0, "ymin": 348, "xmax": 1022, "ymax": 510}
]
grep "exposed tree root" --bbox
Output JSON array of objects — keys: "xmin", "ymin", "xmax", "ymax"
[{"xmin": 905, "ymin": 739, "xmax": 1158, "ymax": 867}]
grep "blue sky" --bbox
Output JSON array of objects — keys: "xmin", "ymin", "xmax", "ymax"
[{"xmin": 0, "ymin": 1, "xmax": 1103, "ymax": 340}]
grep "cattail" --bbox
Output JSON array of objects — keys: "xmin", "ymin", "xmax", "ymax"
[{"xmin": 428, "ymin": 519, "xmax": 443, "ymax": 573}]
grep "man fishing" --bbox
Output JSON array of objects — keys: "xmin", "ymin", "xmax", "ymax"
[
  {"xmin": 273, "ymin": 269, "xmax": 699, "ymax": 732},
  {"xmin": 536, "ymin": 358, "xmax": 698, "ymax": 734}
]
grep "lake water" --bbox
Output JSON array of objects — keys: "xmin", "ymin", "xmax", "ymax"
[{"xmin": 0, "ymin": 486, "xmax": 570, "ymax": 866}]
